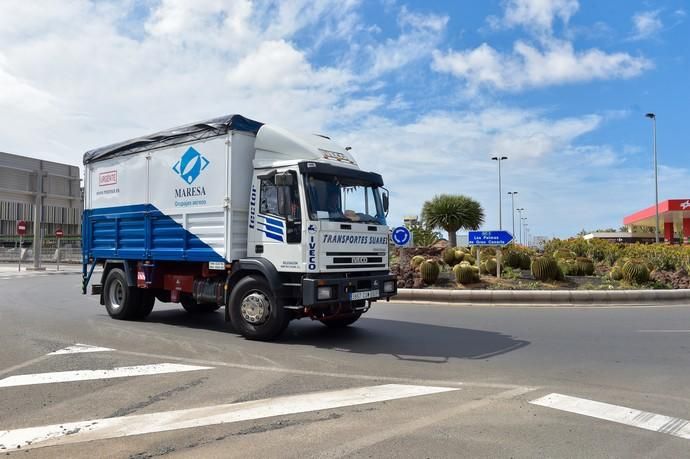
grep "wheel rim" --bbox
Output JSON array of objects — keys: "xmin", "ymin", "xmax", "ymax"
[
  {"xmin": 108, "ymin": 279, "xmax": 125, "ymax": 312},
  {"xmin": 240, "ymin": 291, "xmax": 271, "ymax": 325}
]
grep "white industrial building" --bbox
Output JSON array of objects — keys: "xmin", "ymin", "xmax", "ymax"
[{"xmin": 0, "ymin": 152, "xmax": 82, "ymax": 243}]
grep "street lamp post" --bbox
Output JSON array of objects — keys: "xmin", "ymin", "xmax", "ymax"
[
  {"xmin": 645, "ymin": 113, "xmax": 660, "ymax": 243},
  {"xmin": 508, "ymin": 192, "xmax": 518, "ymax": 240},
  {"xmin": 521, "ymin": 217, "xmax": 527, "ymax": 246},
  {"xmin": 516, "ymin": 208, "xmax": 525, "ymax": 244},
  {"xmin": 491, "ymin": 156, "xmax": 508, "ymax": 229}
]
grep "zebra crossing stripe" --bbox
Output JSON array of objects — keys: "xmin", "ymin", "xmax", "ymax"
[
  {"xmin": 0, "ymin": 384, "xmax": 457, "ymax": 451},
  {"xmin": 530, "ymin": 393, "xmax": 690, "ymax": 440},
  {"xmin": 48, "ymin": 344, "xmax": 114, "ymax": 355},
  {"xmin": 0, "ymin": 363, "xmax": 212, "ymax": 388}
]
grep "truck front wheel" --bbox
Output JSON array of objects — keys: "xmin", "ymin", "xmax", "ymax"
[
  {"xmin": 104, "ymin": 268, "xmax": 143, "ymax": 320},
  {"xmin": 228, "ymin": 275, "xmax": 288, "ymax": 341}
]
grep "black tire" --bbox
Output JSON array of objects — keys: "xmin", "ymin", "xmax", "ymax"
[
  {"xmin": 320, "ymin": 312, "xmax": 362, "ymax": 328},
  {"xmin": 228, "ymin": 275, "xmax": 289, "ymax": 340},
  {"xmin": 104, "ymin": 268, "xmax": 141, "ymax": 320},
  {"xmin": 180, "ymin": 294, "xmax": 221, "ymax": 314}
]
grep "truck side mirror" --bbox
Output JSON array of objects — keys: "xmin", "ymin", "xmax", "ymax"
[
  {"xmin": 382, "ymin": 189, "xmax": 389, "ymax": 215},
  {"xmin": 275, "ymin": 172, "xmax": 294, "ymax": 186}
]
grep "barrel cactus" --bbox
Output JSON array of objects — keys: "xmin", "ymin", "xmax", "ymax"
[
  {"xmin": 482, "ymin": 258, "xmax": 498, "ymax": 276},
  {"xmin": 576, "ymin": 257, "xmax": 595, "ymax": 276},
  {"xmin": 622, "ymin": 260, "xmax": 649, "ymax": 284},
  {"xmin": 480, "ymin": 247, "xmax": 496, "ymax": 260},
  {"xmin": 410, "ymin": 255, "xmax": 425, "ymax": 269},
  {"xmin": 463, "ymin": 254, "xmax": 476, "ymax": 265},
  {"xmin": 454, "ymin": 265, "xmax": 476, "ymax": 284},
  {"xmin": 558, "ymin": 259, "xmax": 578, "ymax": 276},
  {"xmin": 519, "ymin": 253, "xmax": 531, "ymax": 270},
  {"xmin": 454, "ymin": 250, "xmax": 466, "ymax": 264},
  {"xmin": 442, "ymin": 248, "xmax": 458, "ymax": 266},
  {"xmin": 609, "ymin": 266, "xmax": 623, "ymax": 280},
  {"xmin": 553, "ymin": 249, "xmax": 576, "ymax": 260},
  {"xmin": 531, "ymin": 256, "xmax": 560, "ymax": 281},
  {"xmin": 505, "ymin": 251, "xmax": 522, "ymax": 269},
  {"xmin": 420, "ymin": 260, "xmax": 440, "ymax": 285}
]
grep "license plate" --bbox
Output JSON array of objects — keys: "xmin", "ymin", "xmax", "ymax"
[{"xmin": 350, "ymin": 289, "xmax": 379, "ymax": 301}]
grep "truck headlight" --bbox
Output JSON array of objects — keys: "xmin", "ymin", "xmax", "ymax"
[
  {"xmin": 383, "ymin": 280, "xmax": 395, "ymax": 293},
  {"xmin": 317, "ymin": 286, "xmax": 334, "ymax": 300}
]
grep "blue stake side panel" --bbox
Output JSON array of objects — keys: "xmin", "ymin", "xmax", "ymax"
[{"xmin": 83, "ymin": 204, "xmax": 225, "ymax": 263}]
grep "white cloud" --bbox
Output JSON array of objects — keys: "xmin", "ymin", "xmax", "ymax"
[
  {"xmin": 491, "ymin": 0, "xmax": 580, "ymax": 34},
  {"xmin": 630, "ymin": 10, "xmax": 663, "ymax": 40},
  {"xmin": 363, "ymin": 7, "xmax": 448, "ymax": 77},
  {"xmin": 334, "ymin": 107, "xmax": 604, "ymax": 229},
  {"xmin": 432, "ymin": 39, "xmax": 651, "ymax": 92}
]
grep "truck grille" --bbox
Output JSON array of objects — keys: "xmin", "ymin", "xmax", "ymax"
[{"xmin": 325, "ymin": 252, "xmax": 386, "ymax": 270}]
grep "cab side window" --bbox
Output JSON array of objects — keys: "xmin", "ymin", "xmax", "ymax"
[
  {"xmin": 259, "ymin": 180, "xmax": 280, "ymax": 216},
  {"xmin": 259, "ymin": 172, "xmax": 301, "ymax": 243}
]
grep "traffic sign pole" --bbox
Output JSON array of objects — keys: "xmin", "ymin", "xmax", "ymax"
[
  {"xmin": 55, "ymin": 228, "xmax": 64, "ymax": 272},
  {"xmin": 16, "ymin": 220, "xmax": 27, "ymax": 272},
  {"xmin": 468, "ymin": 230, "xmax": 514, "ymax": 279}
]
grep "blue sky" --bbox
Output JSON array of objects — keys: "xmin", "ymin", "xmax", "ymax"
[{"xmin": 0, "ymin": 0, "xmax": 688, "ymax": 239}]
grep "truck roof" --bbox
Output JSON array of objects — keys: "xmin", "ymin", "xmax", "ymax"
[{"xmin": 83, "ymin": 114, "xmax": 263, "ymax": 164}]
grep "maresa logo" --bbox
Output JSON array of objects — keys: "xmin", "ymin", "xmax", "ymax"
[{"xmin": 172, "ymin": 147, "xmax": 210, "ymax": 184}]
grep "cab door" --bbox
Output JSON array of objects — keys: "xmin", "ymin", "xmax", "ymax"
[{"xmin": 247, "ymin": 170, "xmax": 304, "ymax": 272}]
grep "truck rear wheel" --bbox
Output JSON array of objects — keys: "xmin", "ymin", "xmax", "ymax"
[
  {"xmin": 180, "ymin": 295, "xmax": 220, "ymax": 314},
  {"xmin": 228, "ymin": 275, "xmax": 288, "ymax": 341},
  {"xmin": 104, "ymin": 268, "xmax": 143, "ymax": 320}
]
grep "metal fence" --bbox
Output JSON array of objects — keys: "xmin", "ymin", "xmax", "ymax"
[{"xmin": 0, "ymin": 241, "xmax": 82, "ymax": 264}]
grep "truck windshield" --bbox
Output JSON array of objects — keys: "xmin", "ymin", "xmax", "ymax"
[{"xmin": 306, "ymin": 175, "xmax": 386, "ymax": 224}]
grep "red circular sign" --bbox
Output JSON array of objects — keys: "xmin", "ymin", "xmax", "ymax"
[
  {"xmin": 55, "ymin": 228, "xmax": 64, "ymax": 238},
  {"xmin": 17, "ymin": 220, "xmax": 27, "ymax": 236}
]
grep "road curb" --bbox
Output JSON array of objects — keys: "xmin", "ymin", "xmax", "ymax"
[{"xmin": 394, "ymin": 288, "xmax": 690, "ymax": 306}]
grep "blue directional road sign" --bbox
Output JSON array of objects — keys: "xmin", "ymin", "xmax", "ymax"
[
  {"xmin": 468, "ymin": 230, "xmax": 513, "ymax": 246},
  {"xmin": 391, "ymin": 226, "xmax": 412, "ymax": 247}
]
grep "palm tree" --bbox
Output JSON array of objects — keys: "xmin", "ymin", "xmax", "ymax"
[{"xmin": 421, "ymin": 194, "xmax": 485, "ymax": 247}]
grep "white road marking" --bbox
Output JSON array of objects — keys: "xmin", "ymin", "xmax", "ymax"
[
  {"xmin": 320, "ymin": 386, "xmax": 536, "ymax": 457},
  {"xmin": 0, "ymin": 363, "xmax": 212, "ymax": 388},
  {"xmin": 0, "ymin": 384, "xmax": 457, "ymax": 451},
  {"xmin": 530, "ymin": 393, "xmax": 690, "ymax": 440},
  {"xmin": 48, "ymin": 343, "xmax": 115, "ymax": 355},
  {"xmin": 637, "ymin": 330, "xmax": 690, "ymax": 333}
]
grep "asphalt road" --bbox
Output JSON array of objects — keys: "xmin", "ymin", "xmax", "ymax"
[{"xmin": 1, "ymin": 270, "xmax": 689, "ymax": 458}]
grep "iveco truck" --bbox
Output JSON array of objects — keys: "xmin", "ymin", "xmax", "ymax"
[{"xmin": 81, "ymin": 114, "xmax": 397, "ymax": 340}]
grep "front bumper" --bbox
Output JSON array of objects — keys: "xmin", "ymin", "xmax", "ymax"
[{"xmin": 301, "ymin": 273, "xmax": 397, "ymax": 306}]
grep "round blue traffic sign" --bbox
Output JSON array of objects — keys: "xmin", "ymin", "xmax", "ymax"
[{"xmin": 391, "ymin": 226, "xmax": 411, "ymax": 246}]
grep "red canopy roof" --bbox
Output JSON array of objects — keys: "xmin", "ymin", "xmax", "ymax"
[{"xmin": 623, "ymin": 199, "xmax": 690, "ymax": 226}]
